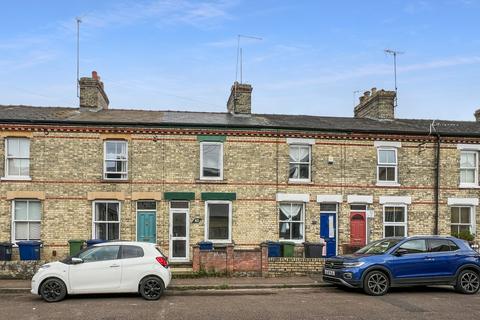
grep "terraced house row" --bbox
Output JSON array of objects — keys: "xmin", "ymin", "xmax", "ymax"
[{"xmin": 1, "ymin": 71, "xmax": 480, "ymax": 262}]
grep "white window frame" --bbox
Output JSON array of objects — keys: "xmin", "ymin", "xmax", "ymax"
[
  {"xmin": 459, "ymin": 150, "xmax": 479, "ymax": 188},
  {"xmin": 288, "ymin": 144, "xmax": 312, "ymax": 183},
  {"xmin": 199, "ymin": 142, "xmax": 224, "ymax": 180},
  {"xmin": 4, "ymin": 137, "xmax": 31, "ymax": 180},
  {"xmin": 169, "ymin": 201, "xmax": 190, "ymax": 262},
  {"xmin": 278, "ymin": 202, "xmax": 306, "ymax": 243},
  {"xmin": 383, "ymin": 204, "xmax": 408, "ymax": 237},
  {"xmin": 204, "ymin": 200, "xmax": 232, "ymax": 243},
  {"xmin": 376, "ymin": 147, "xmax": 399, "ymax": 185},
  {"xmin": 11, "ymin": 199, "xmax": 41, "ymax": 243},
  {"xmin": 92, "ymin": 201, "xmax": 121, "ymax": 240},
  {"xmin": 103, "ymin": 140, "xmax": 128, "ymax": 180},
  {"xmin": 450, "ymin": 205, "xmax": 476, "ymax": 235}
]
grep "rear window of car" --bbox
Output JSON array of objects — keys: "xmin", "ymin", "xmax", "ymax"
[
  {"xmin": 121, "ymin": 245, "xmax": 144, "ymax": 259},
  {"xmin": 429, "ymin": 239, "xmax": 459, "ymax": 252}
]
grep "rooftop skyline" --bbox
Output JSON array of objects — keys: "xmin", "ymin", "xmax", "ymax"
[{"xmin": 1, "ymin": 0, "xmax": 480, "ymax": 120}]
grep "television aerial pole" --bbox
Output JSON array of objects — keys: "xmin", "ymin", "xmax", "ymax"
[
  {"xmin": 235, "ymin": 34, "xmax": 262, "ymax": 84},
  {"xmin": 76, "ymin": 17, "xmax": 82, "ymax": 99},
  {"xmin": 384, "ymin": 49, "xmax": 404, "ymax": 107}
]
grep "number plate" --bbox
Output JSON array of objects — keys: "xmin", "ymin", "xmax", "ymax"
[{"xmin": 324, "ymin": 269, "xmax": 335, "ymax": 276}]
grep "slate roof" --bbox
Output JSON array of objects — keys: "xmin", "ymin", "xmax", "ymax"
[{"xmin": 0, "ymin": 104, "xmax": 479, "ymax": 137}]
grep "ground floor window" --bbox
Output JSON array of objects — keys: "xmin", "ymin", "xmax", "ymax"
[
  {"xmin": 205, "ymin": 201, "xmax": 231, "ymax": 242},
  {"xmin": 12, "ymin": 200, "xmax": 41, "ymax": 242},
  {"xmin": 279, "ymin": 202, "xmax": 305, "ymax": 241},
  {"xmin": 451, "ymin": 206, "xmax": 473, "ymax": 236},
  {"xmin": 383, "ymin": 205, "xmax": 407, "ymax": 237},
  {"xmin": 93, "ymin": 202, "xmax": 120, "ymax": 240}
]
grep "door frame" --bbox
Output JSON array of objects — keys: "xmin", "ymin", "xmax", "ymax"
[
  {"xmin": 319, "ymin": 203, "xmax": 338, "ymax": 256},
  {"xmin": 135, "ymin": 201, "xmax": 157, "ymax": 243},
  {"xmin": 169, "ymin": 202, "xmax": 190, "ymax": 262}
]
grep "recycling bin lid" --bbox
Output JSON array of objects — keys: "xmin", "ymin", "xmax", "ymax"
[
  {"xmin": 68, "ymin": 239, "xmax": 85, "ymax": 243},
  {"xmin": 17, "ymin": 240, "xmax": 42, "ymax": 245}
]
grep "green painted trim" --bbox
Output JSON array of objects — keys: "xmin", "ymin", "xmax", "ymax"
[
  {"xmin": 164, "ymin": 192, "xmax": 195, "ymax": 201},
  {"xmin": 197, "ymin": 135, "xmax": 226, "ymax": 142},
  {"xmin": 201, "ymin": 192, "xmax": 236, "ymax": 201}
]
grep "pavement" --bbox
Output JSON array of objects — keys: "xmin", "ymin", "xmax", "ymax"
[
  {"xmin": 0, "ymin": 275, "xmax": 327, "ymax": 295},
  {"xmin": 1, "ymin": 285, "xmax": 479, "ymax": 320}
]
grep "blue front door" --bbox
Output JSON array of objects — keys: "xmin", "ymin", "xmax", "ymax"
[
  {"xmin": 320, "ymin": 212, "xmax": 336, "ymax": 257},
  {"xmin": 137, "ymin": 212, "xmax": 156, "ymax": 243}
]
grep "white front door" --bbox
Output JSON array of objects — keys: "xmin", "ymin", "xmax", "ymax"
[{"xmin": 169, "ymin": 202, "xmax": 189, "ymax": 261}]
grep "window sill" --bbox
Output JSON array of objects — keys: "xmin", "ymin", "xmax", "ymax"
[
  {"xmin": 376, "ymin": 182, "xmax": 401, "ymax": 187},
  {"xmin": 279, "ymin": 239, "xmax": 305, "ymax": 244},
  {"xmin": 288, "ymin": 180, "xmax": 313, "ymax": 185},
  {"xmin": 102, "ymin": 179, "xmax": 130, "ymax": 183},
  {"xmin": 459, "ymin": 184, "xmax": 480, "ymax": 189},
  {"xmin": 196, "ymin": 179, "xmax": 227, "ymax": 184},
  {"xmin": 1, "ymin": 176, "xmax": 32, "ymax": 181}
]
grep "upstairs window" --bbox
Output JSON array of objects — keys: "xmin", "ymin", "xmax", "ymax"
[
  {"xmin": 460, "ymin": 151, "xmax": 478, "ymax": 186},
  {"xmin": 200, "ymin": 142, "xmax": 223, "ymax": 180},
  {"xmin": 289, "ymin": 145, "xmax": 311, "ymax": 181},
  {"xmin": 5, "ymin": 138, "xmax": 30, "ymax": 179},
  {"xmin": 377, "ymin": 148, "xmax": 397, "ymax": 184},
  {"xmin": 104, "ymin": 140, "xmax": 128, "ymax": 180}
]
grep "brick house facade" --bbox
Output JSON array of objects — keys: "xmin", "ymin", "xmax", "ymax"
[{"xmin": 1, "ymin": 72, "xmax": 480, "ymax": 262}]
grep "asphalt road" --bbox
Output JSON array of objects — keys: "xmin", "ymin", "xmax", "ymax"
[{"xmin": 2, "ymin": 286, "xmax": 479, "ymax": 320}]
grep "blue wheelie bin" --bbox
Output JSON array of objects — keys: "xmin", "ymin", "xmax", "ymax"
[
  {"xmin": 198, "ymin": 241, "xmax": 213, "ymax": 251},
  {"xmin": 17, "ymin": 241, "xmax": 41, "ymax": 260},
  {"xmin": 267, "ymin": 241, "xmax": 281, "ymax": 257},
  {"xmin": 86, "ymin": 239, "xmax": 106, "ymax": 247}
]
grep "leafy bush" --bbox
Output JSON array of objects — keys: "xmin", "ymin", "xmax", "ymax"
[{"xmin": 452, "ymin": 230, "xmax": 475, "ymax": 242}]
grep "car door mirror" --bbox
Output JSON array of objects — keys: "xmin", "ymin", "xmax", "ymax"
[
  {"xmin": 71, "ymin": 257, "xmax": 84, "ymax": 264},
  {"xmin": 394, "ymin": 248, "xmax": 408, "ymax": 256}
]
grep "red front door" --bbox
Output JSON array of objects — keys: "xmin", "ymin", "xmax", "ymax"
[{"xmin": 350, "ymin": 212, "xmax": 366, "ymax": 247}]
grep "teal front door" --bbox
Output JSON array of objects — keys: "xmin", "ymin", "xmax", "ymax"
[{"xmin": 137, "ymin": 212, "xmax": 156, "ymax": 243}]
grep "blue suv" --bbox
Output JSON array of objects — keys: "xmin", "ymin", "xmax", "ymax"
[{"xmin": 323, "ymin": 236, "xmax": 480, "ymax": 295}]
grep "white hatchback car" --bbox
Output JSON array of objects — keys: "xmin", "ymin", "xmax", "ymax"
[{"xmin": 31, "ymin": 241, "xmax": 172, "ymax": 302}]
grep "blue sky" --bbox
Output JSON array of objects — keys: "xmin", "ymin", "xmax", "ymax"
[{"xmin": 1, "ymin": 0, "xmax": 480, "ymax": 120}]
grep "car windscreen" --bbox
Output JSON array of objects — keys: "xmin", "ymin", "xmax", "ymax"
[{"xmin": 355, "ymin": 238, "xmax": 403, "ymax": 255}]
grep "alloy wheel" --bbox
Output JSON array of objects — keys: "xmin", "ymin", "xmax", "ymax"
[
  {"xmin": 41, "ymin": 280, "xmax": 64, "ymax": 302},
  {"xmin": 143, "ymin": 279, "xmax": 162, "ymax": 299},
  {"xmin": 460, "ymin": 271, "xmax": 480, "ymax": 294},
  {"xmin": 367, "ymin": 272, "xmax": 388, "ymax": 295}
]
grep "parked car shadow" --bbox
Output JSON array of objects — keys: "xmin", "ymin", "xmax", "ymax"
[{"xmin": 331, "ymin": 285, "xmax": 456, "ymax": 295}]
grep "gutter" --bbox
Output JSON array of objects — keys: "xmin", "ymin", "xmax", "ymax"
[{"xmin": 434, "ymin": 132, "xmax": 441, "ymax": 235}]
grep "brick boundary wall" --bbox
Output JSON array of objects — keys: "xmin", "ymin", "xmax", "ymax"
[
  {"xmin": 267, "ymin": 258, "xmax": 325, "ymax": 276},
  {"xmin": 193, "ymin": 243, "xmax": 269, "ymax": 276}
]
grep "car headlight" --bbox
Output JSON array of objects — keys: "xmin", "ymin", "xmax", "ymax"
[
  {"xmin": 39, "ymin": 264, "xmax": 51, "ymax": 269},
  {"xmin": 343, "ymin": 261, "xmax": 365, "ymax": 268}
]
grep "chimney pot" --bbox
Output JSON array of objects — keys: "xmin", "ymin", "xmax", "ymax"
[
  {"xmin": 364, "ymin": 90, "xmax": 371, "ymax": 97},
  {"xmin": 474, "ymin": 109, "xmax": 480, "ymax": 122},
  {"xmin": 371, "ymin": 87, "xmax": 377, "ymax": 95}
]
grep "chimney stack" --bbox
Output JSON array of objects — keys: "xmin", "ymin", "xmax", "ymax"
[
  {"xmin": 79, "ymin": 71, "xmax": 109, "ymax": 111},
  {"xmin": 354, "ymin": 87, "xmax": 395, "ymax": 120},
  {"xmin": 227, "ymin": 81, "xmax": 252, "ymax": 114},
  {"xmin": 475, "ymin": 109, "xmax": 480, "ymax": 122}
]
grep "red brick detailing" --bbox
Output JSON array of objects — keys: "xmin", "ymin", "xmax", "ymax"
[{"xmin": 192, "ymin": 245, "xmax": 201, "ymax": 272}]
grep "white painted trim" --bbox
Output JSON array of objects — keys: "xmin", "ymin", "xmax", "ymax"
[
  {"xmin": 347, "ymin": 195, "xmax": 373, "ymax": 204},
  {"xmin": 204, "ymin": 200, "xmax": 232, "ymax": 243},
  {"xmin": 457, "ymin": 144, "xmax": 480, "ymax": 151},
  {"xmin": 379, "ymin": 196, "xmax": 412, "ymax": 205},
  {"xmin": 382, "ymin": 204, "xmax": 408, "ymax": 237},
  {"xmin": 11, "ymin": 199, "xmax": 42, "ymax": 244},
  {"xmin": 316, "ymin": 195, "xmax": 343, "ymax": 203},
  {"xmin": 276, "ymin": 193, "xmax": 310, "ymax": 202},
  {"xmin": 374, "ymin": 141, "xmax": 401, "ymax": 148},
  {"xmin": 199, "ymin": 141, "xmax": 224, "ymax": 181},
  {"xmin": 447, "ymin": 197, "xmax": 479, "ymax": 206},
  {"xmin": 103, "ymin": 140, "xmax": 128, "ymax": 180},
  {"xmin": 286, "ymin": 138, "xmax": 315, "ymax": 145},
  {"xmin": 92, "ymin": 200, "xmax": 121, "ymax": 240},
  {"xmin": 169, "ymin": 204, "xmax": 190, "ymax": 262}
]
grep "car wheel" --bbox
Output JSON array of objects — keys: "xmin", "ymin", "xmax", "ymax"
[
  {"xmin": 455, "ymin": 270, "xmax": 480, "ymax": 294},
  {"xmin": 363, "ymin": 271, "xmax": 389, "ymax": 296},
  {"xmin": 139, "ymin": 276, "xmax": 164, "ymax": 300},
  {"xmin": 39, "ymin": 278, "xmax": 67, "ymax": 302}
]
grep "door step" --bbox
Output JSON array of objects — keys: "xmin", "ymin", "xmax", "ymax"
[{"xmin": 169, "ymin": 262, "xmax": 194, "ymax": 275}]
